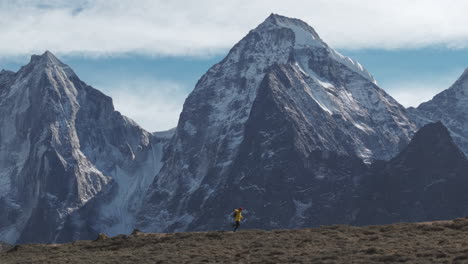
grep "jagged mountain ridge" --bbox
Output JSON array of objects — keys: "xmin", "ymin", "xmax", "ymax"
[
  {"xmin": 355, "ymin": 121, "xmax": 468, "ymax": 225},
  {"xmin": 408, "ymin": 68, "xmax": 468, "ymax": 155},
  {"xmin": 136, "ymin": 14, "xmax": 417, "ymax": 233},
  {"xmin": 0, "ymin": 51, "xmax": 169, "ymax": 244}
]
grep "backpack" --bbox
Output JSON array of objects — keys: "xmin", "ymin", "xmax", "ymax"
[{"xmin": 232, "ymin": 211, "xmax": 237, "ymax": 219}]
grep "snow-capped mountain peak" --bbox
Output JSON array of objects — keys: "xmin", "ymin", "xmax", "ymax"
[
  {"xmin": 24, "ymin": 50, "xmax": 76, "ymax": 78},
  {"xmin": 255, "ymin": 14, "xmax": 376, "ymax": 84},
  {"xmin": 30, "ymin": 50, "xmax": 60, "ymax": 64},
  {"xmin": 262, "ymin": 13, "xmax": 323, "ymax": 46},
  {"xmin": 0, "ymin": 51, "xmax": 166, "ymax": 244},
  {"xmin": 137, "ymin": 14, "xmax": 416, "ymax": 233}
]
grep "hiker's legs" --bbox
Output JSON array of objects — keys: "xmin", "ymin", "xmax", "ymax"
[{"xmin": 233, "ymin": 221, "xmax": 240, "ymax": 232}]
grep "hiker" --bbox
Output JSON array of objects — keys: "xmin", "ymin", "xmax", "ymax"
[{"xmin": 232, "ymin": 207, "xmax": 244, "ymax": 232}]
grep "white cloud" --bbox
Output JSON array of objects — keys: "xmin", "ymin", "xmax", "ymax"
[
  {"xmin": 387, "ymin": 84, "xmax": 443, "ymax": 108},
  {"xmin": 383, "ymin": 70, "xmax": 464, "ymax": 107},
  {"xmin": 98, "ymin": 78, "xmax": 188, "ymax": 132},
  {"xmin": 2, "ymin": 0, "xmax": 468, "ymax": 57},
  {"xmin": 3, "ymin": 1, "xmax": 467, "ymax": 131}
]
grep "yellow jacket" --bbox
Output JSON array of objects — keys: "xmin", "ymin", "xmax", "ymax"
[{"xmin": 234, "ymin": 209, "xmax": 243, "ymax": 222}]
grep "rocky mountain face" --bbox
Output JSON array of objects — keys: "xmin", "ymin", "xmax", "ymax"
[
  {"xmin": 1, "ymin": 14, "xmax": 467, "ymax": 244},
  {"xmin": 136, "ymin": 14, "xmax": 416, "ymax": 232},
  {"xmin": 0, "ymin": 52, "xmax": 167, "ymax": 244},
  {"xmin": 408, "ymin": 69, "xmax": 468, "ymax": 155},
  {"xmin": 355, "ymin": 122, "xmax": 468, "ymax": 225}
]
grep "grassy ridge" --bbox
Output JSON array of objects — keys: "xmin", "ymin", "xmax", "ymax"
[{"xmin": 3, "ymin": 218, "xmax": 468, "ymax": 263}]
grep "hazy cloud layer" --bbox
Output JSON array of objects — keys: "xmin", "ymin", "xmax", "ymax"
[
  {"xmin": 2, "ymin": 0, "xmax": 468, "ymax": 57},
  {"xmin": 384, "ymin": 69, "xmax": 464, "ymax": 108},
  {"xmin": 98, "ymin": 78, "xmax": 187, "ymax": 132}
]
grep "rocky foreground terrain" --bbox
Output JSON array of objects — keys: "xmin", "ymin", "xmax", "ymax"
[{"xmin": 3, "ymin": 218, "xmax": 468, "ymax": 263}]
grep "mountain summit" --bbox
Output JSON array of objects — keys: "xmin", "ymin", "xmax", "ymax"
[
  {"xmin": 19, "ymin": 51, "xmax": 76, "ymax": 81},
  {"xmin": 0, "ymin": 51, "xmax": 167, "ymax": 244},
  {"xmin": 137, "ymin": 14, "xmax": 416, "ymax": 233},
  {"xmin": 29, "ymin": 50, "xmax": 63, "ymax": 65},
  {"xmin": 263, "ymin": 14, "xmax": 376, "ymax": 83}
]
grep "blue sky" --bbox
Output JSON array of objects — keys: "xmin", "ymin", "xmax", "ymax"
[{"xmin": 1, "ymin": 1, "xmax": 468, "ymax": 131}]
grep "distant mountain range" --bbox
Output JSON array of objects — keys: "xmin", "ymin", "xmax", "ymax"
[
  {"xmin": 0, "ymin": 14, "xmax": 467, "ymax": 244},
  {"xmin": 408, "ymin": 69, "xmax": 468, "ymax": 155}
]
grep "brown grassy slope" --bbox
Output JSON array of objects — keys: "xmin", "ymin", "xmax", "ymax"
[{"xmin": 4, "ymin": 218, "xmax": 468, "ymax": 263}]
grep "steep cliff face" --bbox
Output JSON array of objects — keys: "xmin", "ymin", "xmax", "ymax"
[
  {"xmin": 408, "ymin": 69, "xmax": 468, "ymax": 155},
  {"xmin": 137, "ymin": 14, "xmax": 416, "ymax": 232},
  {"xmin": 0, "ymin": 52, "xmax": 165, "ymax": 244}
]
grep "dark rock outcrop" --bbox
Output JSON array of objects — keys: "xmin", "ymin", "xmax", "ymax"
[
  {"xmin": 356, "ymin": 122, "xmax": 468, "ymax": 225},
  {"xmin": 408, "ymin": 69, "xmax": 468, "ymax": 155}
]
